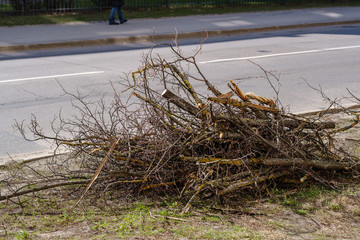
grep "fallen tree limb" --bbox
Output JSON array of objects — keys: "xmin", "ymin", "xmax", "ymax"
[
  {"xmin": 208, "ymin": 97, "xmax": 280, "ymax": 114},
  {"xmin": 0, "ymin": 180, "xmax": 90, "ymax": 202},
  {"xmin": 261, "ymin": 157, "xmax": 358, "ymax": 170},
  {"xmin": 162, "ymin": 89, "xmax": 201, "ymax": 117},
  {"xmin": 217, "ymin": 170, "xmax": 289, "ymax": 196},
  {"xmin": 180, "ymin": 155, "xmax": 358, "ymax": 171}
]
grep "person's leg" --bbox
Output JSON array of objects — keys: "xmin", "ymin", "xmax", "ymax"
[
  {"xmin": 109, "ymin": 7, "xmax": 119, "ymax": 24},
  {"xmin": 117, "ymin": 7, "xmax": 127, "ymax": 24}
]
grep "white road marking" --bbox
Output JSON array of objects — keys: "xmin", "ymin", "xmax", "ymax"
[
  {"xmin": 199, "ymin": 45, "xmax": 360, "ymax": 64},
  {"xmin": 0, "ymin": 71, "xmax": 105, "ymax": 84}
]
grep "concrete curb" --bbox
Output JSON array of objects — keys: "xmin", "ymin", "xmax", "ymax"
[
  {"xmin": 0, "ymin": 151, "xmax": 64, "ymax": 168},
  {"xmin": 1, "ymin": 20, "xmax": 360, "ymax": 53},
  {"xmin": 0, "ymin": 152, "xmax": 74, "ymax": 172}
]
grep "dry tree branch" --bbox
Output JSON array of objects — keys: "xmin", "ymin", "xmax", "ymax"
[
  {"xmin": 0, "ymin": 180, "xmax": 90, "ymax": 202},
  {"xmin": 68, "ymin": 135, "xmax": 122, "ymax": 213}
]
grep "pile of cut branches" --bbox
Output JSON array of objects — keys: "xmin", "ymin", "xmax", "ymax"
[{"xmin": 5, "ymin": 44, "xmax": 360, "ymax": 212}]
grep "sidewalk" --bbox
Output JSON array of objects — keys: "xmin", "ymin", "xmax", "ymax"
[{"xmin": 1, "ymin": 6, "xmax": 360, "ymax": 52}]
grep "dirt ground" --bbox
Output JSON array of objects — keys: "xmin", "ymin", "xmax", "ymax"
[{"xmin": 1, "ymin": 185, "xmax": 359, "ymax": 240}]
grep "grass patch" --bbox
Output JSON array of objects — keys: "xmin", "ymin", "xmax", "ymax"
[
  {"xmin": 1, "ymin": 1, "xmax": 360, "ymax": 27},
  {"xmin": 271, "ymin": 184, "xmax": 330, "ymax": 214},
  {"xmin": 14, "ymin": 230, "xmax": 32, "ymax": 240}
]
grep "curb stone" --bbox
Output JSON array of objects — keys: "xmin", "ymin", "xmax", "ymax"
[{"xmin": 1, "ymin": 20, "xmax": 360, "ymax": 53}]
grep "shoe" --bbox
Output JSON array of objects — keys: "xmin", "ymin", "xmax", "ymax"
[
  {"xmin": 109, "ymin": 22, "xmax": 119, "ymax": 25},
  {"xmin": 120, "ymin": 19, "xmax": 127, "ymax": 24}
]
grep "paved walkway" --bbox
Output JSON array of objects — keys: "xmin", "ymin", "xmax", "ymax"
[{"xmin": 1, "ymin": 6, "xmax": 360, "ymax": 52}]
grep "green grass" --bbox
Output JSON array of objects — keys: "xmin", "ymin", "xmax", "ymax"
[
  {"xmin": 1, "ymin": 0, "xmax": 360, "ymax": 27},
  {"xmin": 270, "ymin": 184, "xmax": 353, "ymax": 216},
  {"xmin": 14, "ymin": 230, "xmax": 32, "ymax": 240}
]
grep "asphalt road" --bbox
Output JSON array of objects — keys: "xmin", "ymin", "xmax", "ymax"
[{"xmin": 1, "ymin": 24, "xmax": 360, "ymax": 160}]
